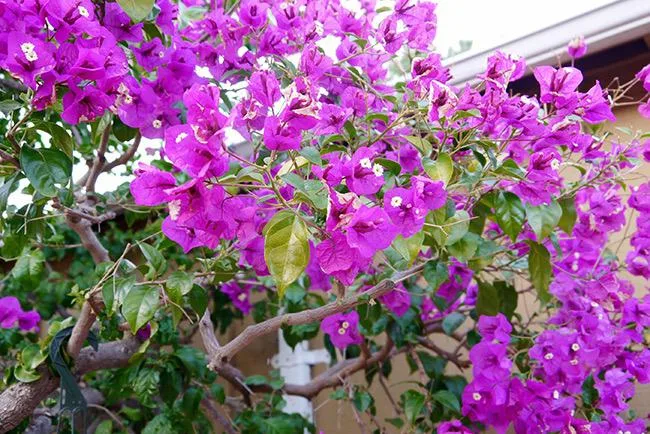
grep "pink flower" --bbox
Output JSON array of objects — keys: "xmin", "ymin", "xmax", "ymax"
[
  {"xmin": 321, "ymin": 311, "xmax": 363, "ymax": 349},
  {"xmin": 567, "ymin": 36, "xmax": 587, "ymax": 59}
]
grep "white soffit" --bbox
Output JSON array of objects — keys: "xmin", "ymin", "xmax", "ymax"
[{"xmin": 444, "ymin": 0, "xmax": 650, "ymax": 85}]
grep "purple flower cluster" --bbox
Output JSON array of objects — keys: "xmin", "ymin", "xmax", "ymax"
[{"xmin": 0, "ymin": 297, "xmax": 40, "ymax": 332}]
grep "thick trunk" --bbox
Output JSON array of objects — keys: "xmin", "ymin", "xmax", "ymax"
[{"xmin": 0, "ymin": 338, "xmax": 140, "ymax": 433}]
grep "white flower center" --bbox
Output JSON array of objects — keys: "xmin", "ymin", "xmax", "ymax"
[
  {"xmin": 158, "ymin": 51, "xmax": 165, "ymax": 58},
  {"xmin": 550, "ymin": 159, "xmax": 560, "ymax": 171},
  {"xmin": 337, "ymin": 327, "xmax": 346, "ymax": 335},
  {"xmin": 176, "ymin": 132, "xmax": 188, "ymax": 143},
  {"xmin": 372, "ymin": 163, "xmax": 384, "ymax": 177},
  {"xmin": 544, "ymin": 353, "xmax": 554, "ymax": 360},
  {"xmin": 237, "ymin": 293, "xmax": 247, "ymax": 301},
  {"xmin": 168, "ymin": 200, "xmax": 181, "ymax": 220},
  {"xmin": 20, "ymin": 43, "xmax": 38, "ymax": 61},
  {"xmin": 152, "ymin": 119, "xmax": 162, "ymax": 128},
  {"xmin": 553, "ymin": 390, "xmax": 560, "ymax": 399},
  {"xmin": 472, "ymin": 393, "xmax": 481, "ymax": 401},
  {"xmin": 78, "ymin": 5, "xmax": 89, "ymax": 17},
  {"xmin": 390, "ymin": 196, "xmax": 403, "ymax": 207},
  {"xmin": 570, "ymin": 359, "xmax": 578, "ymax": 365},
  {"xmin": 359, "ymin": 157, "xmax": 372, "ymax": 169},
  {"xmin": 123, "ymin": 95, "xmax": 133, "ymax": 104},
  {"xmin": 341, "ymin": 321, "xmax": 349, "ymax": 329},
  {"xmin": 571, "ymin": 343, "xmax": 580, "ymax": 351}
]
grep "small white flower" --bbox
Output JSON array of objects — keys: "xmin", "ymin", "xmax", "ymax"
[
  {"xmin": 168, "ymin": 200, "xmax": 181, "ymax": 220},
  {"xmin": 590, "ymin": 301, "xmax": 599, "ymax": 308},
  {"xmin": 20, "ymin": 42, "xmax": 38, "ymax": 62},
  {"xmin": 123, "ymin": 95, "xmax": 133, "ymax": 104},
  {"xmin": 390, "ymin": 196, "xmax": 403, "ymax": 207},
  {"xmin": 341, "ymin": 321, "xmax": 350, "ymax": 329},
  {"xmin": 359, "ymin": 157, "xmax": 372, "ymax": 169},
  {"xmin": 237, "ymin": 293, "xmax": 247, "ymax": 301},
  {"xmin": 77, "ymin": 5, "xmax": 89, "ymax": 17},
  {"xmin": 152, "ymin": 119, "xmax": 162, "ymax": 129},
  {"xmin": 372, "ymin": 163, "xmax": 384, "ymax": 177},
  {"xmin": 551, "ymin": 159, "xmax": 560, "ymax": 171},
  {"xmin": 552, "ymin": 390, "xmax": 560, "ymax": 399},
  {"xmin": 337, "ymin": 327, "xmax": 346, "ymax": 335},
  {"xmin": 571, "ymin": 343, "xmax": 580, "ymax": 351},
  {"xmin": 472, "ymin": 393, "xmax": 482, "ymax": 401},
  {"xmin": 544, "ymin": 353, "xmax": 554, "ymax": 360},
  {"xmin": 176, "ymin": 132, "xmax": 188, "ymax": 143},
  {"xmin": 158, "ymin": 51, "xmax": 165, "ymax": 58},
  {"xmin": 570, "ymin": 359, "xmax": 579, "ymax": 366}
]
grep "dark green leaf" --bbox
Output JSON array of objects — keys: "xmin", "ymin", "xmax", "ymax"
[
  {"xmin": 526, "ymin": 200, "xmax": 562, "ymax": 240},
  {"xmin": 558, "ymin": 197, "xmax": 577, "ymax": 234},
  {"xmin": 20, "ymin": 146, "xmax": 72, "ymax": 197},
  {"xmin": 33, "ymin": 122, "xmax": 75, "ymax": 157},
  {"xmin": 476, "ymin": 280, "xmax": 499, "ymax": 316},
  {"xmin": 527, "ymin": 241, "xmax": 552, "ymax": 303},
  {"xmin": 401, "ymin": 390, "xmax": 425, "ymax": 424},
  {"xmin": 139, "ymin": 243, "xmax": 167, "ymax": 278},
  {"xmin": 122, "ymin": 285, "xmax": 159, "ymax": 332},
  {"xmin": 432, "ymin": 390, "xmax": 460, "ymax": 413},
  {"xmin": 494, "ymin": 192, "xmax": 525, "ymax": 241}
]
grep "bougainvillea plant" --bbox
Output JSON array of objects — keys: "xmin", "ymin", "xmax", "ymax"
[{"xmin": 0, "ymin": 0, "xmax": 650, "ymax": 432}]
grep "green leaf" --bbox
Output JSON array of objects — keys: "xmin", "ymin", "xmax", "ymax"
[
  {"xmin": 139, "ymin": 243, "xmax": 168, "ymax": 278},
  {"xmin": 20, "ymin": 146, "xmax": 72, "ymax": 197},
  {"xmin": 263, "ymin": 211, "xmax": 310, "ymax": 298},
  {"xmin": 476, "ymin": 280, "xmax": 519, "ymax": 318},
  {"xmin": 167, "ymin": 271, "xmax": 193, "ymax": 297},
  {"xmin": 181, "ymin": 387, "xmax": 204, "ymax": 419},
  {"xmin": 0, "ymin": 100, "xmax": 22, "ymax": 115},
  {"xmin": 494, "ymin": 192, "xmax": 526, "ymax": 241},
  {"xmin": 401, "ymin": 390, "xmax": 425, "ymax": 424},
  {"xmin": 404, "ymin": 135, "xmax": 432, "ymax": 156},
  {"xmin": 558, "ymin": 197, "xmax": 577, "ymax": 234},
  {"xmin": 142, "ymin": 414, "xmax": 174, "ymax": 434},
  {"xmin": 33, "ymin": 122, "xmax": 75, "ymax": 158},
  {"xmin": 526, "ymin": 200, "xmax": 562, "ymax": 240},
  {"xmin": 95, "ymin": 420, "xmax": 113, "ymax": 434},
  {"xmin": 442, "ymin": 312, "xmax": 465, "ymax": 335},
  {"xmin": 494, "ymin": 281, "xmax": 518, "ymax": 319},
  {"xmin": 392, "ymin": 232, "xmax": 424, "ymax": 266},
  {"xmin": 299, "ymin": 146, "xmax": 323, "ymax": 165},
  {"xmin": 122, "ymin": 285, "xmax": 159, "ymax": 332},
  {"xmin": 447, "ymin": 232, "xmax": 480, "ymax": 261},
  {"xmin": 283, "ymin": 174, "xmax": 329, "ymax": 210},
  {"xmin": 423, "ymin": 152, "xmax": 453, "ymax": 185},
  {"xmin": 188, "ymin": 284, "xmax": 208, "ymax": 315},
  {"xmin": 374, "ymin": 157, "xmax": 401, "ymax": 176},
  {"xmin": 21, "ymin": 344, "xmax": 47, "ymax": 370},
  {"xmin": 476, "ymin": 280, "xmax": 499, "ymax": 316},
  {"xmin": 11, "ymin": 247, "xmax": 44, "ymax": 286},
  {"xmin": 444, "ymin": 210, "xmax": 470, "ymax": 246},
  {"xmin": 423, "ymin": 260, "xmax": 449, "ymax": 291},
  {"xmin": 102, "ymin": 275, "xmax": 135, "ymax": 313},
  {"xmin": 527, "ymin": 241, "xmax": 552, "ymax": 303},
  {"xmin": 0, "ymin": 173, "xmax": 20, "ymax": 213},
  {"xmin": 432, "ymin": 390, "xmax": 461, "ymax": 413},
  {"xmin": 117, "ymin": 0, "xmax": 154, "ymax": 21},
  {"xmin": 14, "ymin": 365, "xmax": 40, "ymax": 383}
]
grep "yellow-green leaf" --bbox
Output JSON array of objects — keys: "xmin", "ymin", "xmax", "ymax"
[
  {"xmin": 117, "ymin": 0, "xmax": 154, "ymax": 21},
  {"xmin": 263, "ymin": 211, "xmax": 310, "ymax": 298}
]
